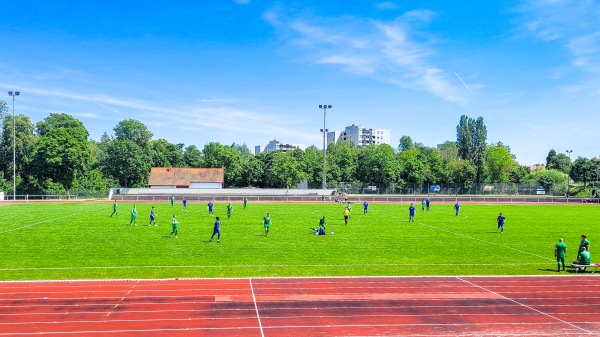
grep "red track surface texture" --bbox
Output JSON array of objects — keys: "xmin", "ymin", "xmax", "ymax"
[{"xmin": 0, "ymin": 276, "xmax": 599, "ymax": 336}]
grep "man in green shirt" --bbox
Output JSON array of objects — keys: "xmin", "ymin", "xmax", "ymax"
[
  {"xmin": 574, "ymin": 246, "xmax": 591, "ymax": 271},
  {"xmin": 129, "ymin": 204, "xmax": 137, "ymax": 226},
  {"xmin": 243, "ymin": 197, "xmax": 248, "ymax": 209},
  {"xmin": 170, "ymin": 214, "xmax": 179, "ymax": 238},
  {"xmin": 170, "ymin": 195, "xmax": 175, "ymax": 208},
  {"xmin": 110, "ymin": 200, "xmax": 118, "ymax": 217},
  {"xmin": 226, "ymin": 203, "xmax": 233, "ymax": 219},
  {"xmin": 263, "ymin": 213, "xmax": 271, "ymax": 237},
  {"xmin": 554, "ymin": 238, "xmax": 567, "ymax": 272},
  {"xmin": 421, "ymin": 199, "xmax": 425, "ymax": 212}
]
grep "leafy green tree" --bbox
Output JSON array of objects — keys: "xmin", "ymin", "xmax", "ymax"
[
  {"xmin": 545, "ymin": 149, "xmax": 571, "ymax": 175},
  {"xmin": 523, "ymin": 169, "xmax": 568, "ymax": 194},
  {"xmin": 447, "ymin": 159, "xmax": 476, "ymax": 193},
  {"xmin": 266, "ymin": 151, "xmax": 306, "ymax": 188},
  {"xmin": 456, "ymin": 115, "xmax": 487, "ymax": 183},
  {"xmin": 241, "ymin": 154, "xmax": 264, "ymax": 187},
  {"xmin": 103, "ymin": 139, "xmax": 151, "ymax": 187},
  {"xmin": 510, "ymin": 165, "xmax": 530, "ymax": 183},
  {"xmin": 113, "ymin": 119, "xmax": 153, "ymax": 149},
  {"xmin": 0, "ymin": 114, "xmax": 36, "ymax": 192},
  {"xmin": 327, "ymin": 142, "xmax": 358, "ymax": 184},
  {"xmin": 356, "ymin": 144, "xmax": 399, "ymax": 184},
  {"xmin": 150, "ymin": 139, "xmax": 184, "ymax": 167},
  {"xmin": 183, "ymin": 145, "xmax": 203, "ymax": 167},
  {"xmin": 202, "ymin": 142, "xmax": 245, "ymax": 187},
  {"xmin": 571, "ymin": 157, "xmax": 595, "ymax": 186},
  {"xmin": 485, "ymin": 142, "xmax": 518, "ymax": 183},
  {"xmin": 398, "ymin": 148, "xmax": 425, "ymax": 185},
  {"xmin": 303, "ymin": 146, "xmax": 325, "ymax": 187},
  {"xmin": 32, "ymin": 114, "xmax": 92, "ymax": 192},
  {"xmin": 398, "ymin": 135, "xmax": 414, "ymax": 152}
]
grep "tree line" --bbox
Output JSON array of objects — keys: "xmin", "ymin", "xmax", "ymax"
[{"xmin": 1, "ymin": 100, "xmax": 599, "ymax": 196}]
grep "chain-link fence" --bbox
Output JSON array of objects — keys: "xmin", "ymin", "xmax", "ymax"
[{"xmin": 323, "ymin": 182, "xmax": 568, "ymax": 196}]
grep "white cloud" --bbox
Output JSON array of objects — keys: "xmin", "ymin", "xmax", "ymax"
[
  {"xmin": 376, "ymin": 2, "xmax": 398, "ymax": 10},
  {"xmin": 266, "ymin": 9, "xmax": 462, "ymax": 102}
]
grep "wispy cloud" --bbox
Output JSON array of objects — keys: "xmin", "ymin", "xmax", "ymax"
[
  {"xmin": 518, "ymin": 0, "xmax": 600, "ymax": 74},
  {"xmin": 265, "ymin": 8, "xmax": 461, "ymax": 102},
  {"xmin": 376, "ymin": 2, "xmax": 398, "ymax": 10}
]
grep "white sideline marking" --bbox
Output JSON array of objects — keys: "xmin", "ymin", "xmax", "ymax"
[
  {"xmin": 387, "ymin": 213, "xmax": 553, "ymax": 262},
  {"xmin": 0, "ymin": 262, "xmax": 547, "ymax": 272},
  {"xmin": 0, "ymin": 208, "xmax": 98, "ymax": 235},
  {"xmin": 458, "ymin": 277, "xmax": 594, "ymax": 334},
  {"xmin": 249, "ymin": 279, "xmax": 265, "ymax": 337}
]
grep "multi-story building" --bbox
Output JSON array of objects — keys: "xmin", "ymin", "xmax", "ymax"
[
  {"xmin": 255, "ymin": 140, "xmax": 306, "ymax": 155},
  {"xmin": 331, "ymin": 124, "xmax": 391, "ymax": 147}
]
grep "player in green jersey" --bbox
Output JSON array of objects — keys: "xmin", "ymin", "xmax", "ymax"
[
  {"xmin": 263, "ymin": 213, "xmax": 271, "ymax": 236},
  {"xmin": 110, "ymin": 200, "xmax": 118, "ymax": 217},
  {"xmin": 554, "ymin": 238, "xmax": 567, "ymax": 272}
]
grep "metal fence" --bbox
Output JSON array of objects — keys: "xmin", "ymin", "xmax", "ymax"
[{"xmin": 324, "ymin": 182, "xmax": 567, "ymax": 196}]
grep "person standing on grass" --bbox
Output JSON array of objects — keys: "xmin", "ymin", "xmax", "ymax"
[
  {"xmin": 182, "ymin": 196, "xmax": 187, "ymax": 211},
  {"xmin": 497, "ymin": 212, "xmax": 506, "ymax": 233},
  {"xmin": 343, "ymin": 207, "xmax": 350, "ymax": 225},
  {"xmin": 409, "ymin": 203, "xmax": 415, "ymax": 222},
  {"xmin": 347, "ymin": 203, "xmax": 352, "ymax": 219},
  {"xmin": 426, "ymin": 198, "xmax": 431, "ymax": 211},
  {"xmin": 170, "ymin": 214, "xmax": 179, "ymax": 238},
  {"xmin": 263, "ymin": 213, "xmax": 271, "ymax": 236},
  {"xmin": 208, "ymin": 201, "xmax": 214, "ymax": 217},
  {"xmin": 243, "ymin": 196, "xmax": 248, "ymax": 209},
  {"xmin": 226, "ymin": 203, "xmax": 233, "ymax": 219},
  {"xmin": 210, "ymin": 216, "xmax": 221, "ymax": 242},
  {"xmin": 454, "ymin": 202, "xmax": 460, "ymax": 216},
  {"xmin": 363, "ymin": 200, "xmax": 369, "ymax": 214},
  {"xmin": 130, "ymin": 204, "xmax": 138, "ymax": 226},
  {"xmin": 110, "ymin": 199, "xmax": 118, "ymax": 217},
  {"xmin": 421, "ymin": 199, "xmax": 425, "ymax": 212},
  {"xmin": 149, "ymin": 206, "xmax": 157, "ymax": 226},
  {"xmin": 170, "ymin": 195, "xmax": 175, "ymax": 208},
  {"xmin": 555, "ymin": 238, "xmax": 567, "ymax": 272}
]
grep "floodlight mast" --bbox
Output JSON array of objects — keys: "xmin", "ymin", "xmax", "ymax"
[
  {"xmin": 8, "ymin": 91, "xmax": 20, "ymax": 200},
  {"xmin": 319, "ymin": 105, "xmax": 332, "ymax": 190},
  {"xmin": 566, "ymin": 150, "xmax": 573, "ymax": 197}
]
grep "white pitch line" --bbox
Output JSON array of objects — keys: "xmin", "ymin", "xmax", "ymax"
[
  {"xmin": 0, "ymin": 262, "xmax": 547, "ymax": 272},
  {"xmin": 249, "ymin": 279, "xmax": 265, "ymax": 337},
  {"xmin": 0, "ymin": 208, "xmax": 99, "ymax": 235},
  {"xmin": 414, "ymin": 220, "xmax": 553, "ymax": 261},
  {"xmin": 458, "ymin": 277, "xmax": 594, "ymax": 335}
]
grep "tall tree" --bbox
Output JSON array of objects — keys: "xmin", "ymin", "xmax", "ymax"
[
  {"xmin": 0, "ymin": 114, "xmax": 36, "ymax": 192},
  {"xmin": 113, "ymin": 119, "xmax": 153, "ymax": 149},
  {"xmin": 32, "ymin": 114, "xmax": 92, "ymax": 192},
  {"xmin": 183, "ymin": 145, "xmax": 203, "ymax": 167},
  {"xmin": 398, "ymin": 135, "xmax": 414, "ymax": 152},
  {"xmin": 485, "ymin": 142, "xmax": 518, "ymax": 183},
  {"xmin": 356, "ymin": 144, "xmax": 399, "ymax": 185},
  {"xmin": 456, "ymin": 115, "xmax": 487, "ymax": 183},
  {"xmin": 265, "ymin": 151, "xmax": 306, "ymax": 188},
  {"xmin": 546, "ymin": 149, "xmax": 571, "ymax": 174},
  {"xmin": 202, "ymin": 142, "xmax": 245, "ymax": 187}
]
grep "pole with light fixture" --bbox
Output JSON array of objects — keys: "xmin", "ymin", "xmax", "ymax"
[
  {"xmin": 7, "ymin": 91, "xmax": 19, "ymax": 200},
  {"xmin": 319, "ymin": 104, "xmax": 332, "ymax": 190}
]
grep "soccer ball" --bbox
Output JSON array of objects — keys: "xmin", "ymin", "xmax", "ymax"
[{"xmin": 331, "ymin": 231, "xmax": 334, "ymax": 235}]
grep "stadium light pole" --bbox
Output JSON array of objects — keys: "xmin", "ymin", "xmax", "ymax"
[
  {"xmin": 319, "ymin": 105, "xmax": 332, "ymax": 189},
  {"xmin": 8, "ymin": 91, "xmax": 20, "ymax": 201},
  {"xmin": 566, "ymin": 149, "xmax": 573, "ymax": 197}
]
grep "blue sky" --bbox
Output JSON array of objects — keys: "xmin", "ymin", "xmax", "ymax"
[{"xmin": 1, "ymin": 0, "xmax": 599, "ymax": 165}]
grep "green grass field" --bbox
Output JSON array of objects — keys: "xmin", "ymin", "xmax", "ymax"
[{"xmin": 1, "ymin": 200, "xmax": 598, "ymax": 280}]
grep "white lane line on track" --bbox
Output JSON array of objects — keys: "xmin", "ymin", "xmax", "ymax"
[
  {"xmin": 458, "ymin": 277, "xmax": 594, "ymax": 335},
  {"xmin": 249, "ymin": 279, "xmax": 265, "ymax": 337}
]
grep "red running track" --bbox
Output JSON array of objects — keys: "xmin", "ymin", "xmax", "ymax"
[{"xmin": 0, "ymin": 276, "xmax": 599, "ymax": 336}]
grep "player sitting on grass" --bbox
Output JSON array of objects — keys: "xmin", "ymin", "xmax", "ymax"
[{"xmin": 310, "ymin": 216, "xmax": 327, "ymax": 235}]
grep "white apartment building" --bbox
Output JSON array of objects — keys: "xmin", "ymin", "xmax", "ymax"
[
  {"xmin": 333, "ymin": 124, "xmax": 391, "ymax": 147},
  {"xmin": 255, "ymin": 139, "xmax": 306, "ymax": 154}
]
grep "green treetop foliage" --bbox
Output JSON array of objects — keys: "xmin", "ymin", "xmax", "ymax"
[{"xmin": 113, "ymin": 119, "xmax": 153, "ymax": 149}]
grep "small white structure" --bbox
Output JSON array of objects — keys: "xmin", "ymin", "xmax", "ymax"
[{"xmin": 148, "ymin": 166, "xmax": 224, "ymax": 189}]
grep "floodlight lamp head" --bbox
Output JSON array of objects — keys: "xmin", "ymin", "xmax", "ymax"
[
  {"xmin": 15, "ymin": 91, "xmax": 19, "ymax": 96},
  {"xmin": 328, "ymin": 105, "xmax": 332, "ymax": 109},
  {"xmin": 319, "ymin": 105, "xmax": 323, "ymax": 108},
  {"xmin": 8, "ymin": 91, "xmax": 13, "ymax": 96}
]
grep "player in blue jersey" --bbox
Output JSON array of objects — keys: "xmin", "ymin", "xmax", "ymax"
[
  {"xmin": 182, "ymin": 197, "xmax": 187, "ymax": 211},
  {"xmin": 497, "ymin": 212, "xmax": 506, "ymax": 232},
  {"xmin": 207, "ymin": 201, "xmax": 214, "ymax": 217},
  {"xmin": 149, "ymin": 206, "xmax": 157, "ymax": 226},
  {"xmin": 363, "ymin": 200, "xmax": 369, "ymax": 214},
  {"xmin": 409, "ymin": 203, "xmax": 415, "ymax": 222},
  {"xmin": 210, "ymin": 217, "xmax": 221, "ymax": 242},
  {"xmin": 454, "ymin": 202, "xmax": 460, "ymax": 216},
  {"xmin": 426, "ymin": 198, "xmax": 430, "ymax": 211}
]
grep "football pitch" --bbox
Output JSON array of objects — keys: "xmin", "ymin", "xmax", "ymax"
[{"xmin": 0, "ymin": 201, "xmax": 598, "ymax": 280}]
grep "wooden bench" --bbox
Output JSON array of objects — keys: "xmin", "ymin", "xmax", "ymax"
[{"xmin": 569, "ymin": 263, "xmax": 600, "ymax": 273}]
